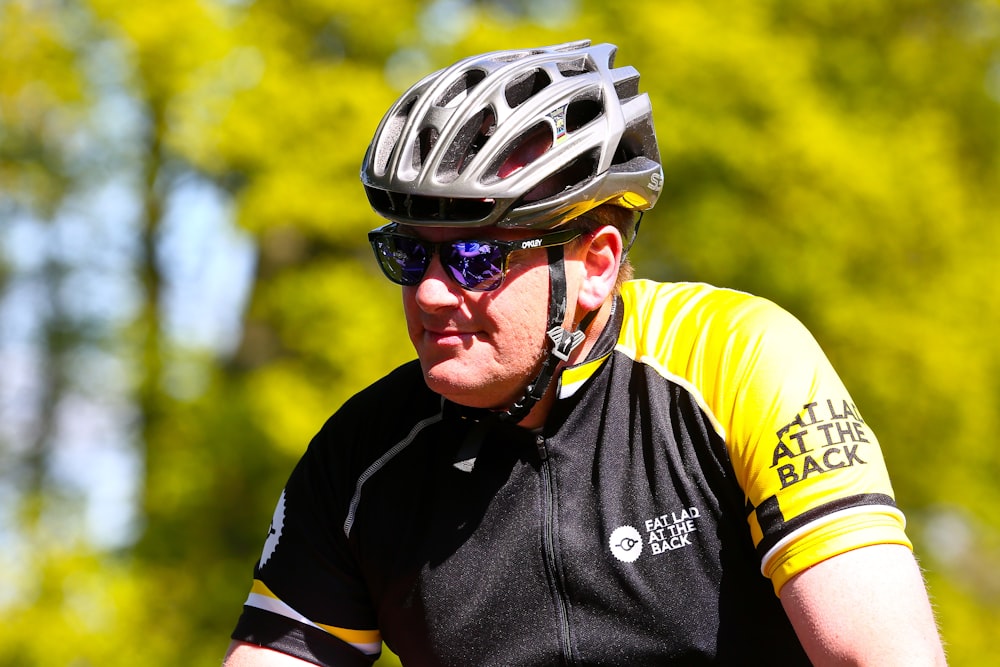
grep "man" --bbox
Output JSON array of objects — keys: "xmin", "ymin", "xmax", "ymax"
[{"xmin": 225, "ymin": 40, "xmax": 945, "ymax": 666}]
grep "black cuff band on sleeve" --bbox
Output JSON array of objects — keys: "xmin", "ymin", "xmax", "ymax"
[{"xmin": 231, "ymin": 606, "xmax": 378, "ymax": 667}]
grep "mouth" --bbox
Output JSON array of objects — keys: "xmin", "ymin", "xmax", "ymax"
[{"xmin": 424, "ymin": 327, "xmax": 481, "ymax": 347}]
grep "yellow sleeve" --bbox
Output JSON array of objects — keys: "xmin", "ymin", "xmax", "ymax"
[
  {"xmin": 621, "ymin": 281, "xmax": 911, "ymax": 595},
  {"xmin": 719, "ymin": 291, "xmax": 910, "ymax": 593}
]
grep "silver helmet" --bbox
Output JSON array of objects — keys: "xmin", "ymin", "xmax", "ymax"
[{"xmin": 361, "ymin": 40, "xmax": 662, "ymax": 229}]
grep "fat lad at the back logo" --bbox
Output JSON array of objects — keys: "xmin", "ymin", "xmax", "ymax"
[
  {"xmin": 609, "ymin": 506, "xmax": 703, "ymax": 564},
  {"xmin": 771, "ymin": 399, "xmax": 871, "ymax": 488},
  {"xmin": 645, "ymin": 507, "xmax": 700, "ymax": 554}
]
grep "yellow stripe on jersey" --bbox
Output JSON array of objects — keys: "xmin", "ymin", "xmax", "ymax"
[
  {"xmin": 560, "ymin": 355, "xmax": 610, "ymax": 399},
  {"xmin": 617, "ymin": 280, "xmax": 910, "ymax": 594},
  {"xmin": 315, "ymin": 622, "xmax": 382, "ymax": 647},
  {"xmin": 247, "ymin": 579, "xmax": 382, "ymax": 650}
]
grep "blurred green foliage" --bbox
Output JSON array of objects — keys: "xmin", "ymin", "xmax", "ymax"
[{"xmin": 1, "ymin": 0, "xmax": 998, "ymax": 664}]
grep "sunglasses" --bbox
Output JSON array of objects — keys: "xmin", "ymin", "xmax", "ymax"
[{"xmin": 368, "ymin": 224, "xmax": 584, "ymax": 292}]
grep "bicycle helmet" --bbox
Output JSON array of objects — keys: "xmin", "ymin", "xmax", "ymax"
[{"xmin": 361, "ymin": 40, "xmax": 662, "ymax": 229}]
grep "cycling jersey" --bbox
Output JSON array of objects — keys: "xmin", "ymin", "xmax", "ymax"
[{"xmin": 231, "ymin": 280, "xmax": 910, "ymax": 666}]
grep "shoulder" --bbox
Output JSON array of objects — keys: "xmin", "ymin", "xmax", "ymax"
[
  {"xmin": 621, "ymin": 279, "xmax": 792, "ymax": 324},
  {"xmin": 617, "ymin": 279, "xmax": 812, "ymax": 362},
  {"xmin": 613, "ymin": 280, "xmax": 839, "ymax": 447},
  {"xmin": 305, "ymin": 360, "xmax": 441, "ymax": 467},
  {"xmin": 336, "ymin": 359, "xmax": 434, "ymax": 418}
]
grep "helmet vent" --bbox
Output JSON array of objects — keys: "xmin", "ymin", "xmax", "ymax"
[
  {"xmin": 495, "ymin": 49, "xmax": 536, "ymax": 64},
  {"xmin": 493, "ymin": 122, "xmax": 552, "ymax": 179},
  {"xmin": 518, "ymin": 151, "xmax": 598, "ymax": 204},
  {"xmin": 565, "ymin": 97, "xmax": 602, "ymax": 132},
  {"xmin": 436, "ymin": 106, "xmax": 497, "ymax": 182},
  {"xmin": 364, "ymin": 185, "xmax": 495, "ymax": 223},
  {"xmin": 613, "ymin": 71, "xmax": 641, "ymax": 100},
  {"xmin": 435, "ymin": 69, "xmax": 487, "ymax": 108},
  {"xmin": 414, "ymin": 127, "xmax": 439, "ymax": 171},
  {"xmin": 505, "ymin": 68, "xmax": 552, "ymax": 109},
  {"xmin": 401, "ymin": 193, "xmax": 494, "ymax": 221},
  {"xmin": 557, "ymin": 56, "xmax": 595, "ymax": 77},
  {"xmin": 612, "ymin": 113, "xmax": 658, "ymax": 165},
  {"xmin": 374, "ymin": 95, "xmax": 418, "ymax": 174}
]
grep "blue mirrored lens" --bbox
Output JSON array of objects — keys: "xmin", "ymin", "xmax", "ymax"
[
  {"xmin": 443, "ymin": 241, "xmax": 504, "ymax": 291},
  {"xmin": 375, "ymin": 235, "xmax": 428, "ymax": 285}
]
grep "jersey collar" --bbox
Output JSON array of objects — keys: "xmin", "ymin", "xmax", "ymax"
[{"xmin": 557, "ymin": 295, "xmax": 624, "ymax": 400}]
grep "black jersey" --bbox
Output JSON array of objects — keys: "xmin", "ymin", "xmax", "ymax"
[{"xmin": 231, "ymin": 281, "xmax": 910, "ymax": 665}]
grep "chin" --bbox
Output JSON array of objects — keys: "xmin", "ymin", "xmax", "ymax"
[
  {"xmin": 421, "ymin": 367, "xmax": 510, "ymax": 410},
  {"xmin": 423, "ymin": 377, "xmax": 492, "ymax": 408}
]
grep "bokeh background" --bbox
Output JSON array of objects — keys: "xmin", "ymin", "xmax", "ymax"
[{"xmin": 2, "ymin": 0, "xmax": 998, "ymax": 664}]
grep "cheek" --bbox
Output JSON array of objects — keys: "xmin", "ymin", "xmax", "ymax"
[
  {"xmin": 489, "ymin": 265, "xmax": 551, "ymax": 343},
  {"xmin": 400, "ymin": 289, "xmax": 415, "ymax": 320},
  {"xmin": 401, "ymin": 290, "xmax": 425, "ymax": 343}
]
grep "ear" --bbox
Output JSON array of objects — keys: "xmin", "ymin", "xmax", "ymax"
[{"xmin": 575, "ymin": 226, "xmax": 623, "ymax": 312}]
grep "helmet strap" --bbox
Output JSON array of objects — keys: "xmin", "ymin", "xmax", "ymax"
[{"xmin": 499, "ymin": 244, "xmax": 597, "ymax": 424}]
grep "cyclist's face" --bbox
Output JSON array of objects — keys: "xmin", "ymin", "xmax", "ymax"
[{"xmin": 401, "ymin": 225, "xmax": 572, "ymax": 411}]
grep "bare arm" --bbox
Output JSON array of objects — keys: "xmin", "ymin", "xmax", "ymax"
[
  {"xmin": 223, "ymin": 640, "xmax": 318, "ymax": 666},
  {"xmin": 781, "ymin": 543, "xmax": 946, "ymax": 666}
]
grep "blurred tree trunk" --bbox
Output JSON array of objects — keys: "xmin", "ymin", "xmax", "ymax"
[
  {"xmin": 22, "ymin": 255, "xmax": 70, "ymax": 528},
  {"xmin": 134, "ymin": 98, "xmax": 168, "ymax": 546},
  {"xmin": 0, "ymin": 0, "xmax": 86, "ymax": 536}
]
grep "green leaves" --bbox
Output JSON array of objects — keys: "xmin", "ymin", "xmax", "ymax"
[{"xmin": 1, "ymin": 1, "xmax": 997, "ymax": 664}]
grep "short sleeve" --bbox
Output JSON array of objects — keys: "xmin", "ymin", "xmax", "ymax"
[
  {"xmin": 231, "ymin": 417, "xmax": 382, "ymax": 666},
  {"xmin": 717, "ymin": 296, "xmax": 911, "ymax": 594}
]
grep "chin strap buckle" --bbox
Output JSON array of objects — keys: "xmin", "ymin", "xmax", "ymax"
[{"xmin": 547, "ymin": 326, "xmax": 585, "ymax": 362}]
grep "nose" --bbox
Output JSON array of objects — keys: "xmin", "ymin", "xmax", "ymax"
[{"xmin": 411, "ymin": 254, "xmax": 463, "ymax": 311}]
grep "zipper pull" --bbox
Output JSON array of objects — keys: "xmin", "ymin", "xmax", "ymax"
[{"xmin": 535, "ymin": 434, "xmax": 548, "ymax": 461}]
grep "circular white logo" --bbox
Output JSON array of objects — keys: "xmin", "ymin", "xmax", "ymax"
[
  {"xmin": 260, "ymin": 490, "xmax": 286, "ymax": 567},
  {"xmin": 609, "ymin": 525, "xmax": 643, "ymax": 563}
]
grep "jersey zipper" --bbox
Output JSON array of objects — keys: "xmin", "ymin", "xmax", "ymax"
[{"xmin": 536, "ymin": 433, "xmax": 575, "ymax": 664}]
